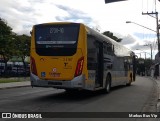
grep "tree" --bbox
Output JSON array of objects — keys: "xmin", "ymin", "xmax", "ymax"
[
  {"xmin": 0, "ymin": 18, "xmax": 14, "ymax": 74},
  {"xmin": 136, "ymin": 58, "xmax": 145, "ymax": 76},
  {"xmin": 13, "ymin": 34, "xmax": 31, "ymax": 75},
  {"xmin": 136, "ymin": 58, "xmax": 152, "ymax": 76},
  {"xmin": 102, "ymin": 31, "xmax": 122, "ymax": 42}
]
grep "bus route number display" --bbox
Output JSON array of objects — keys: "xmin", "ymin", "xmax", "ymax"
[{"xmin": 50, "ymin": 28, "xmax": 64, "ymax": 34}]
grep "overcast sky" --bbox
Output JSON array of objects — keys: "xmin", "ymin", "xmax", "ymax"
[{"xmin": 0, "ymin": 0, "xmax": 160, "ymax": 59}]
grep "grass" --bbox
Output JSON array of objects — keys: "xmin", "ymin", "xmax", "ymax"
[{"xmin": 0, "ymin": 77, "xmax": 30, "ymax": 83}]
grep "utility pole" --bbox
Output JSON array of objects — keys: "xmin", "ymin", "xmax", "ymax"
[
  {"xmin": 142, "ymin": 1, "xmax": 160, "ymax": 57},
  {"xmin": 144, "ymin": 44, "xmax": 153, "ymax": 60},
  {"xmin": 150, "ymin": 44, "xmax": 153, "ymax": 60},
  {"xmin": 136, "ymin": 49, "xmax": 147, "ymax": 60}
]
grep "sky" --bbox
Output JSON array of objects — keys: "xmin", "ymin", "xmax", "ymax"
[{"xmin": 0, "ymin": 0, "xmax": 160, "ymax": 59}]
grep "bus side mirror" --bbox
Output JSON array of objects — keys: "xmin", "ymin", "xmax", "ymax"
[{"xmin": 30, "ymin": 31, "xmax": 32, "ymax": 35}]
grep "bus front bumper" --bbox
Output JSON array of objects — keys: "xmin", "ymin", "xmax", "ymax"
[{"xmin": 30, "ymin": 73, "xmax": 85, "ymax": 89}]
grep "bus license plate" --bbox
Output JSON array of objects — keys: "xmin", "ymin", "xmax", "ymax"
[{"xmin": 49, "ymin": 72, "xmax": 61, "ymax": 77}]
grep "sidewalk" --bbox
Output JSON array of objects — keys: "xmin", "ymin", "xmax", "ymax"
[
  {"xmin": 153, "ymin": 77, "xmax": 160, "ymax": 100},
  {"xmin": 151, "ymin": 76, "xmax": 160, "ymax": 112},
  {"xmin": 0, "ymin": 78, "xmax": 31, "ymax": 89}
]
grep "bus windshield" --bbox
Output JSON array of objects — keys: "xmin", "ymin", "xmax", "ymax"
[{"xmin": 35, "ymin": 24, "xmax": 80, "ymax": 56}]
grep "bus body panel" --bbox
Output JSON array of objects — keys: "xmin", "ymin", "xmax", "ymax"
[
  {"xmin": 31, "ymin": 49, "xmax": 83, "ymax": 81},
  {"xmin": 30, "ymin": 73, "xmax": 86, "ymax": 89}
]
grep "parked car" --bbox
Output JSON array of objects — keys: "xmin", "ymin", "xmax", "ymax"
[
  {"xmin": 11, "ymin": 64, "xmax": 30, "ymax": 76},
  {"xmin": 0, "ymin": 63, "xmax": 5, "ymax": 76}
]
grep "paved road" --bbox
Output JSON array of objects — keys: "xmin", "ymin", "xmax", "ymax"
[{"xmin": 0, "ymin": 76, "xmax": 158, "ymax": 121}]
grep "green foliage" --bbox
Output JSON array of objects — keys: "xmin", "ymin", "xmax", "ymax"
[
  {"xmin": 0, "ymin": 77, "xmax": 30, "ymax": 83},
  {"xmin": 13, "ymin": 34, "xmax": 31, "ymax": 59},
  {"xmin": 102, "ymin": 31, "xmax": 122, "ymax": 42},
  {"xmin": 0, "ymin": 18, "xmax": 31, "ymax": 61},
  {"xmin": 0, "ymin": 79, "xmax": 22, "ymax": 83},
  {"xmin": 12, "ymin": 34, "xmax": 31, "ymax": 74},
  {"xmin": 136, "ymin": 58, "xmax": 152, "ymax": 75},
  {"xmin": 0, "ymin": 18, "xmax": 31, "ymax": 76},
  {"xmin": 0, "ymin": 18, "xmax": 12, "ymax": 35},
  {"xmin": 144, "ymin": 58, "xmax": 152, "ymax": 70},
  {"xmin": 0, "ymin": 18, "xmax": 13, "ymax": 63}
]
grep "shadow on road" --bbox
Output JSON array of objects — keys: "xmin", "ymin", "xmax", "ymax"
[
  {"xmin": 32, "ymin": 85, "xmax": 133, "ymax": 103},
  {"xmin": 111, "ymin": 85, "xmax": 132, "ymax": 92},
  {"xmin": 32, "ymin": 90, "xmax": 104, "ymax": 103}
]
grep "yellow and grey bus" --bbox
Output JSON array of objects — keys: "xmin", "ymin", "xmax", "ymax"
[{"xmin": 30, "ymin": 22, "xmax": 136, "ymax": 92}]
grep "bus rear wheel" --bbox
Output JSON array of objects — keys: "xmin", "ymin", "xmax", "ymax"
[
  {"xmin": 104, "ymin": 75, "xmax": 111, "ymax": 93},
  {"xmin": 126, "ymin": 74, "xmax": 132, "ymax": 86}
]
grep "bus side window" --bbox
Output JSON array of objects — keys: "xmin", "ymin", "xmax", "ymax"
[
  {"xmin": 104, "ymin": 42, "xmax": 114, "ymax": 55},
  {"xmin": 112, "ymin": 45, "xmax": 115, "ymax": 54}
]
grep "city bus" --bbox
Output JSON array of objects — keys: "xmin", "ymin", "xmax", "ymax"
[{"xmin": 30, "ymin": 22, "xmax": 136, "ymax": 92}]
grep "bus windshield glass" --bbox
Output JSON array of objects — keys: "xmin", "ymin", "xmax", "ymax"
[{"xmin": 35, "ymin": 24, "xmax": 80, "ymax": 56}]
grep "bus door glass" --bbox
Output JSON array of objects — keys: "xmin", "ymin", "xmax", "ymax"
[
  {"xmin": 87, "ymin": 35, "xmax": 103, "ymax": 87},
  {"xmin": 96, "ymin": 41, "xmax": 103, "ymax": 87},
  {"xmin": 87, "ymin": 35, "xmax": 97, "ymax": 82}
]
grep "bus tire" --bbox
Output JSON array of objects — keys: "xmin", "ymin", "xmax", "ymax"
[
  {"xmin": 126, "ymin": 74, "xmax": 132, "ymax": 86},
  {"xmin": 104, "ymin": 74, "xmax": 111, "ymax": 93}
]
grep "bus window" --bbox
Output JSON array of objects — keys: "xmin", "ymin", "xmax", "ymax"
[
  {"xmin": 35, "ymin": 24, "xmax": 80, "ymax": 56},
  {"xmin": 104, "ymin": 42, "xmax": 114, "ymax": 55},
  {"xmin": 112, "ymin": 45, "xmax": 114, "ymax": 54}
]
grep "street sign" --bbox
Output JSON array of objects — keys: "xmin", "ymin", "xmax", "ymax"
[{"xmin": 105, "ymin": 0, "xmax": 127, "ymax": 3}]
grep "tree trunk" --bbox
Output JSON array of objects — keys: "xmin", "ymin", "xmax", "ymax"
[
  {"xmin": 21, "ymin": 56, "xmax": 26, "ymax": 77},
  {"xmin": 2, "ymin": 55, "xmax": 8, "ymax": 77}
]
